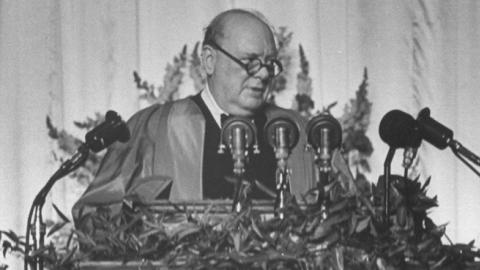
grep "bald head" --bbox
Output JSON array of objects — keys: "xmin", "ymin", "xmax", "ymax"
[{"xmin": 203, "ymin": 9, "xmax": 275, "ymax": 49}]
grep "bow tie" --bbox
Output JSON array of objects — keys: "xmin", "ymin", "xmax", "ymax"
[{"xmin": 220, "ymin": 113, "xmax": 266, "ymax": 131}]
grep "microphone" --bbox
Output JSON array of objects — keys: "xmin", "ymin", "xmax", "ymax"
[
  {"xmin": 378, "ymin": 109, "xmax": 422, "ymax": 222},
  {"xmin": 218, "ymin": 116, "xmax": 257, "ymax": 175},
  {"xmin": 306, "ymin": 113, "xmax": 342, "ymax": 208},
  {"xmin": 379, "ymin": 110, "xmax": 422, "ymax": 149},
  {"xmin": 264, "ymin": 116, "xmax": 299, "ymax": 219},
  {"xmin": 218, "ymin": 116, "xmax": 257, "ymax": 212},
  {"xmin": 416, "ymin": 107, "xmax": 453, "ymax": 150},
  {"xmin": 85, "ymin": 110, "xmax": 130, "ymax": 152},
  {"xmin": 306, "ymin": 113, "xmax": 342, "ymax": 172},
  {"xmin": 417, "ymin": 107, "xmax": 480, "ymax": 168},
  {"xmin": 264, "ymin": 117, "xmax": 300, "ymax": 170}
]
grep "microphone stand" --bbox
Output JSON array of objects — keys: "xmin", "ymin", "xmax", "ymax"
[
  {"xmin": 231, "ymin": 126, "xmax": 248, "ymax": 213},
  {"xmin": 274, "ymin": 168, "xmax": 290, "ymax": 219},
  {"xmin": 383, "ymin": 147, "xmax": 396, "ymax": 224},
  {"xmin": 25, "ymin": 144, "xmax": 89, "ymax": 270},
  {"xmin": 316, "ymin": 127, "xmax": 332, "ymax": 208},
  {"xmin": 272, "ymin": 126, "xmax": 291, "ymax": 220},
  {"xmin": 449, "ymin": 140, "xmax": 480, "ymax": 177}
]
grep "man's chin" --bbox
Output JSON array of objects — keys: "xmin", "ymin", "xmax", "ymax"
[{"xmin": 241, "ymin": 103, "xmax": 265, "ymax": 116}]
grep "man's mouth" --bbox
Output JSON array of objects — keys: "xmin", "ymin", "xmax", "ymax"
[{"xmin": 250, "ymin": 87, "xmax": 265, "ymax": 93}]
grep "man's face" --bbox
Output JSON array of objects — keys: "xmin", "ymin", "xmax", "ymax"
[{"xmin": 207, "ymin": 16, "xmax": 277, "ymax": 116}]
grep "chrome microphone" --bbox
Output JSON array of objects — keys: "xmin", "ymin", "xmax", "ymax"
[
  {"xmin": 306, "ymin": 113, "xmax": 342, "ymax": 207},
  {"xmin": 265, "ymin": 117, "xmax": 300, "ymax": 171},
  {"xmin": 306, "ymin": 113, "xmax": 342, "ymax": 172},
  {"xmin": 264, "ymin": 116, "xmax": 299, "ymax": 218},
  {"xmin": 218, "ymin": 116, "xmax": 258, "ymax": 175},
  {"xmin": 218, "ymin": 116, "xmax": 258, "ymax": 212}
]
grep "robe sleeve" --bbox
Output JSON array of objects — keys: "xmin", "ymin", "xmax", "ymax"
[{"xmin": 72, "ymin": 104, "xmax": 172, "ymax": 225}]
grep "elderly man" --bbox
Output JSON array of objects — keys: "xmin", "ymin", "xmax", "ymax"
[{"xmin": 73, "ymin": 9, "xmax": 315, "ymax": 220}]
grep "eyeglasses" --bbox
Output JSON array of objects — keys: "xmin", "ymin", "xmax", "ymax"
[{"xmin": 208, "ymin": 41, "xmax": 283, "ymax": 78}]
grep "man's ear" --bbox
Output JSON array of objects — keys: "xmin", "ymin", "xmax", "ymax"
[{"xmin": 202, "ymin": 45, "xmax": 216, "ymax": 75}]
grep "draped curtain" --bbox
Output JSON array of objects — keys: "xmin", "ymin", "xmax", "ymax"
[{"xmin": 1, "ymin": 1, "xmax": 479, "ymax": 256}]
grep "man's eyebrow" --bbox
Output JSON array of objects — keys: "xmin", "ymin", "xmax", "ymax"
[
  {"xmin": 241, "ymin": 52, "xmax": 277, "ymax": 60},
  {"xmin": 241, "ymin": 52, "xmax": 261, "ymax": 59}
]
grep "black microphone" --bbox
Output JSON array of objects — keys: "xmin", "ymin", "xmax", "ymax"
[
  {"xmin": 417, "ymin": 107, "xmax": 480, "ymax": 169},
  {"xmin": 85, "ymin": 110, "xmax": 130, "ymax": 152},
  {"xmin": 379, "ymin": 110, "xmax": 422, "ymax": 174},
  {"xmin": 416, "ymin": 107, "xmax": 453, "ymax": 150},
  {"xmin": 379, "ymin": 110, "xmax": 422, "ymax": 149}
]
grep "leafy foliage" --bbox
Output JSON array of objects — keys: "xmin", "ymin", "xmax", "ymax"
[
  {"xmin": 295, "ymin": 44, "xmax": 315, "ymax": 118},
  {"xmin": 3, "ymin": 171, "xmax": 480, "ymax": 269},
  {"xmin": 267, "ymin": 26, "xmax": 294, "ymax": 104},
  {"xmin": 134, "ymin": 45, "xmax": 188, "ymax": 104},
  {"xmin": 340, "ymin": 68, "xmax": 374, "ymax": 173}
]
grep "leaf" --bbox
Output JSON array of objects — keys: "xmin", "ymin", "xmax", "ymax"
[
  {"xmin": 355, "ymin": 217, "xmax": 371, "ymax": 233},
  {"xmin": 60, "ymin": 246, "xmax": 77, "ymax": 265},
  {"xmin": 2, "ymin": 231, "xmax": 19, "ymax": 243},
  {"xmin": 312, "ymin": 223, "xmax": 333, "ymax": 240},
  {"xmin": 349, "ymin": 214, "xmax": 358, "ymax": 236},
  {"xmin": 47, "ymin": 222, "xmax": 67, "ymax": 237},
  {"xmin": 65, "ymin": 230, "xmax": 74, "ymax": 250},
  {"xmin": 417, "ymin": 238, "xmax": 434, "ymax": 252},
  {"xmin": 52, "ymin": 203, "xmax": 71, "ymax": 223},
  {"xmin": 430, "ymin": 255, "xmax": 447, "ymax": 269},
  {"xmin": 73, "ymin": 230, "xmax": 96, "ymax": 246},
  {"xmin": 328, "ymin": 198, "xmax": 350, "ymax": 215},
  {"xmin": 2, "ymin": 241, "xmax": 12, "ymax": 257},
  {"xmin": 250, "ymin": 218, "xmax": 265, "ymax": 241},
  {"xmin": 170, "ymin": 223, "xmax": 201, "ymax": 241},
  {"xmin": 138, "ymin": 228, "xmax": 166, "ymax": 240},
  {"xmin": 45, "ymin": 116, "xmax": 59, "ymax": 139},
  {"xmin": 421, "ymin": 176, "xmax": 431, "ymax": 192}
]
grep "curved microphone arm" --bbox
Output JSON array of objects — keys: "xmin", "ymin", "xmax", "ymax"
[
  {"xmin": 25, "ymin": 144, "xmax": 90, "ymax": 270},
  {"xmin": 24, "ymin": 110, "xmax": 129, "ymax": 270},
  {"xmin": 383, "ymin": 147, "xmax": 396, "ymax": 224}
]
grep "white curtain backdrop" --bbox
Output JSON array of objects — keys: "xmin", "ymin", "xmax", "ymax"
[{"xmin": 1, "ymin": 0, "xmax": 480, "ymax": 258}]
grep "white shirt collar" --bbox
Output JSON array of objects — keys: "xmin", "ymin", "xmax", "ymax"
[{"xmin": 201, "ymin": 84, "xmax": 227, "ymax": 128}]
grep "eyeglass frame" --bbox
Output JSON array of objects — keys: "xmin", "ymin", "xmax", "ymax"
[{"xmin": 206, "ymin": 40, "xmax": 283, "ymax": 78}]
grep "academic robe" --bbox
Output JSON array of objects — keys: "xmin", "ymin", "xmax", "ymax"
[{"xmin": 72, "ymin": 97, "xmax": 315, "ymax": 221}]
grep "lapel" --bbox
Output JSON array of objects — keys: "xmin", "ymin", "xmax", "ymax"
[{"xmin": 165, "ymin": 98, "xmax": 205, "ymax": 200}]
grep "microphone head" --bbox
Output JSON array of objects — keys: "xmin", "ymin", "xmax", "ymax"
[
  {"xmin": 264, "ymin": 117, "xmax": 300, "ymax": 150},
  {"xmin": 416, "ymin": 107, "xmax": 453, "ymax": 149},
  {"xmin": 220, "ymin": 116, "xmax": 255, "ymax": 149},
  {"xmin": 379, "ymin": 110, "xmax": 421, "ymax": 149},
  {"xmin": 85, "ymin": 110, "xmax": 130, "ymax": 152},
  {"xmin": 306, "ymin": 113, "xmax": 342, "ymax": 150}
]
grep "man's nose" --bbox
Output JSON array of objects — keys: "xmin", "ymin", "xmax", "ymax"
[{"xmin": 253, "ymin": 65, "xmax": 272, "ymax": 82}]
